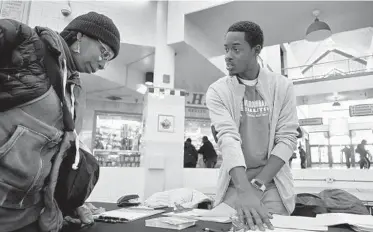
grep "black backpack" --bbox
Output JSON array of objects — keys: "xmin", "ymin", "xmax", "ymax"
[{"xmin": 42, "ymin": 39, "xmax": 100, "ymax": 216}]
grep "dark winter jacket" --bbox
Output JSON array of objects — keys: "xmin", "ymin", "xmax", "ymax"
[
  {"xmin": 0, "ymin": 19, "xmax": 85, "ymax": 232},
  {"xmin": 184, "ymin": 142, "xmax": 198, "ymax": 166},
  {"xmin": 198, "ymin": 140, "xmax": 217, "ymax": 161}
]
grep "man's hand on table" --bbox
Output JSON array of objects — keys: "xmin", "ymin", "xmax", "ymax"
[{"xmin": 235, "ymin": 185, "xmax": 274, "ymax": 231}]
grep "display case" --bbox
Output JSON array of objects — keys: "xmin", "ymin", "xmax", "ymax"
[{"xmin": 92, "ymin": 111, "xmax": 142, "ymax": 167}]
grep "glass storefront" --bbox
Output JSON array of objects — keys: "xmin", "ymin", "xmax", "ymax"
[
  {"xmin": 309, "ymin": 132, "xmax": 329, "ymax": 164},
  {"xmin": 93, "ymin": 112, "xmax": 142, "ymax": 167},
  {"xmin": 308, "ymin": 129, "xmax": 373, "ymax": 166}
]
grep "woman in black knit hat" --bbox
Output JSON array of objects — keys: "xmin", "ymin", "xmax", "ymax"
[{"xmin": 0, "ymin": 12, "xmax": 120, "ymax": 232}]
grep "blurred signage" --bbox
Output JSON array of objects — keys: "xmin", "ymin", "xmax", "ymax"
[
  {"xmin": 186, "ymin": 92, "xmax": 206, "ymax": 107},
  {"xmin": 299, "ymin": 118, "xmax": 323, "ymax": 126},
  {"xmin": 0, "ymin": 1, "xmax": 30, "ymax": 23},
  {"xmin": 349, "ymin": 104, "xmax": 373, "ymax": 117},
  {"xmin": 185, "ymin": 107, "xmax": 209, "ymax": 119}
]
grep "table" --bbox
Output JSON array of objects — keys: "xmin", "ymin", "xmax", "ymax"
[{"xmin": 80, "ymin": 203, "xmax": 353, "ymax": 232}]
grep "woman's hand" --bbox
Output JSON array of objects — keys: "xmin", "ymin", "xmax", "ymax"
[{"xmin": 76, "ymin": 205, "xmax": 94, "ymax": 224}]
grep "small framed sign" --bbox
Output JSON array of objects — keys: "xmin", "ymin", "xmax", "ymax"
[{"xmin": 158, "ymin": 115, "xmax": 175, "ymax": 133}]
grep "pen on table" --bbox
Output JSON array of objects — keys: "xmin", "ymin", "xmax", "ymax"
[{"xmin": 202, "ymin": 228, "xmax": 224, "ymax": 232}]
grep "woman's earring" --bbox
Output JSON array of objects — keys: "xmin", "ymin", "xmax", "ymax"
[{"xmin": 72, "ymin": 41, "xmax": 80, "ymax": 53}]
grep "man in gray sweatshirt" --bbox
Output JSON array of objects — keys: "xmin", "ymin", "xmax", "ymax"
[{"xmin": 206, "ymin": 21, "xmax": 298, "ymax": 231}]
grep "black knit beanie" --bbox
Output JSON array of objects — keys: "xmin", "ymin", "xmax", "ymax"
[{"xmin": 61, "ymin": 12, "xmax": 120, "ymax": 59}]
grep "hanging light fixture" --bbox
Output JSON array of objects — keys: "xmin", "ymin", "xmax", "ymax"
[
  {"xmin": 332, "ymin": 101, "xmax": 341, "ymax": 107},
  {"xmin": 305, "ymin": 10, "xmax": 332, "ymax": 42}
]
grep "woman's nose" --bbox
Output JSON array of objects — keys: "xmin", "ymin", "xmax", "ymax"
[{"xmin": 98, "ymin": 60, "xmax": 107, "ymax": 70}]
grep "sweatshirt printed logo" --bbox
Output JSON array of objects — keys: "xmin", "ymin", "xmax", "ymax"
[{"xmin": 241, "ymin": 100, "xmax": 269, "ymax": 117}]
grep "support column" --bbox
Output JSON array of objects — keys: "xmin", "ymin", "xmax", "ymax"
[
  {"xmin": 153, "ymin": 0, "xmax": 175, "ymax": 89},
  {"xmin": 141, "ymin": 0, "xmax": 185, "ymax": 199},
  {"xmin": 367, "ymin": 35, "xmax": 373, "ymax": 71}
]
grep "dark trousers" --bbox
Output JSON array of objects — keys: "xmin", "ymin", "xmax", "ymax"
[
  {"xmin": 300, "ymin": 158, "xmax": 306, "ymax": 169},
  {"xmin": 205, "ymin": 159, "xmax": 217, "ymax": 168},
  {"xmin": 360, "ymin": 157, "xmax": 371, "ymax": 169},
  {"xmin": 345, "ymin": 154, "xmax": 351, "ymax": 168},
  {"xmin": 184, "ymin": 162, "xmax": 196, "ymax": 168},
  {"xmin": 12, "ymin": 222, "xmax": 39, "ymax": 232}
]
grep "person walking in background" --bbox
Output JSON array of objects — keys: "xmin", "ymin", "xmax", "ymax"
[
  {"xmin": 356, "ymin": 140, "xmax": 370, "ymax": 169},
  {"xmin": 289, "ymin": 152, "xmax": 297, "ymax": 168},
  {"xmin": 184, "ymin": 138, "xmax": 198, "ymax": 168},
  {"xmin": 341, "ymin": 145, "xmax": 352, "ymax": 168},
  {"xmin": 299, "ymin": 146, "xmax": 307, "ymax": 169},
  {"xmin": 198, "ymin": 136, "xmax": 218, "ymax": 168}
]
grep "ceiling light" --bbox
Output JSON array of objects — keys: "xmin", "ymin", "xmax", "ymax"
[
  {"xmin": 332, "ymin": 101, "xmax": 341, "ymax": 107},
  {"xmin": 306, "ymin": 10, "xmax": 332, "ymax": 42},
  {"xmin": 136, "ymin": 84, "xmax": 147, "ymax": 94}
]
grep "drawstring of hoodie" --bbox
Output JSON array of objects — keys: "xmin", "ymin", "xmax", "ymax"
[{"xmin": 62, "ymin": 59, "xmax": 80, "ymax": 170}]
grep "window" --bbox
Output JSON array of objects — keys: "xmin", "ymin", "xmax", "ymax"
[{"xmin": 93, "ymin": 112, "xmax": 142, "ymax": 167}]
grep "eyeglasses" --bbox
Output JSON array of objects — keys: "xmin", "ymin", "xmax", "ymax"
[{"xmin": 98, "ymin": 40, "xmax": 114, "ymax": 62}]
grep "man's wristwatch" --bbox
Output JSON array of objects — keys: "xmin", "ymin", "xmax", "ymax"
[{"xmin": 251, "ymin": 178, "xmax": 266, "ymax": 192}]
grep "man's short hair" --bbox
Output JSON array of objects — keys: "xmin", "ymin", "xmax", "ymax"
[
  {"xmin": 227, "ymin": 21, "xmax": 264, "ymax": 49},
  {"xmin": 186, "ymin": 138, "xmax": 192, "ymax": 143}
]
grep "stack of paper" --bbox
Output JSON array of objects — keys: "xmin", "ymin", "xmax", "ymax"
[
  {"xmin": 164, "ymin": 203, "xmax": 327, "ymax": 231},
  {"xmin": 316, "ymin": 213, "xmax": 373, "ymax": 232},
  {"xmin": 163, "ymin": 203, "xmax": 234, "ymax": 223},
  {"xmin": 271, "ymin": 215, "xmax": 327, "ymax": 231},
  {"xmin": 146, "ymin": 217, "xmax": 196, "ymax": 230},
  {"xmin": 94, "ymin": 208, "xmax": 165, "ymax": 222}
]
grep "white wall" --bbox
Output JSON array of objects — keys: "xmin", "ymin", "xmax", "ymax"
[
  {"xmin": 167, "ymin": 1, "xmax": 233, "ymax": 45},
  {"xmin": 28, "ymin": 1, "xmax": 157, "ymax": 46},
  {"xmin": 87, "ymin": 168, "xmax": 146, "ymax": 203},
  {"xmin": 184, "ymin": 18, "xmax": 222, "ymax": 58},
  {"xmin": 260, "ymin": 44, "xmax": 282, "ymax": 73}
]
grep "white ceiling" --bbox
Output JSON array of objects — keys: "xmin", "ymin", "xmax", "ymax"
[
  {"xmin": 81, "ymin": 73, "xmax": 143, "ymax": 103},
  {"xmin": 113, "ymin": 43, "xmax": 154, "ymax": 72},
  {"xmin": 173, "ymin": 42, "xmax": 225, "ymax": 92},
  {"xmin": 186, "ymin": 1, "xmax": 373, "ymax": 57},
  {"xmin": 83, "ymin": 41, "xmax": 224, "ymax": 100},
  {"xmin": 290, "ymin": 27, "xmax": 373, "ymax": 67},
  {"xmin": 82, "ymin": 42, "xmax": 154, "ymax": 103},
  {"xmin": 82, "ymin": 1, "xmax": 373, "ymax": 104}
]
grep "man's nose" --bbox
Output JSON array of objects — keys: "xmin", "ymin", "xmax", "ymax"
[{"xmin": 225, "ymin": 51, "xmax": 233, "ymax": 61}]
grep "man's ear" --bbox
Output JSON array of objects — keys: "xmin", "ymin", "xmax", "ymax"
[{"xmin": 254, "ymin": 45, "xmax": 262, "ymax": 56}]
